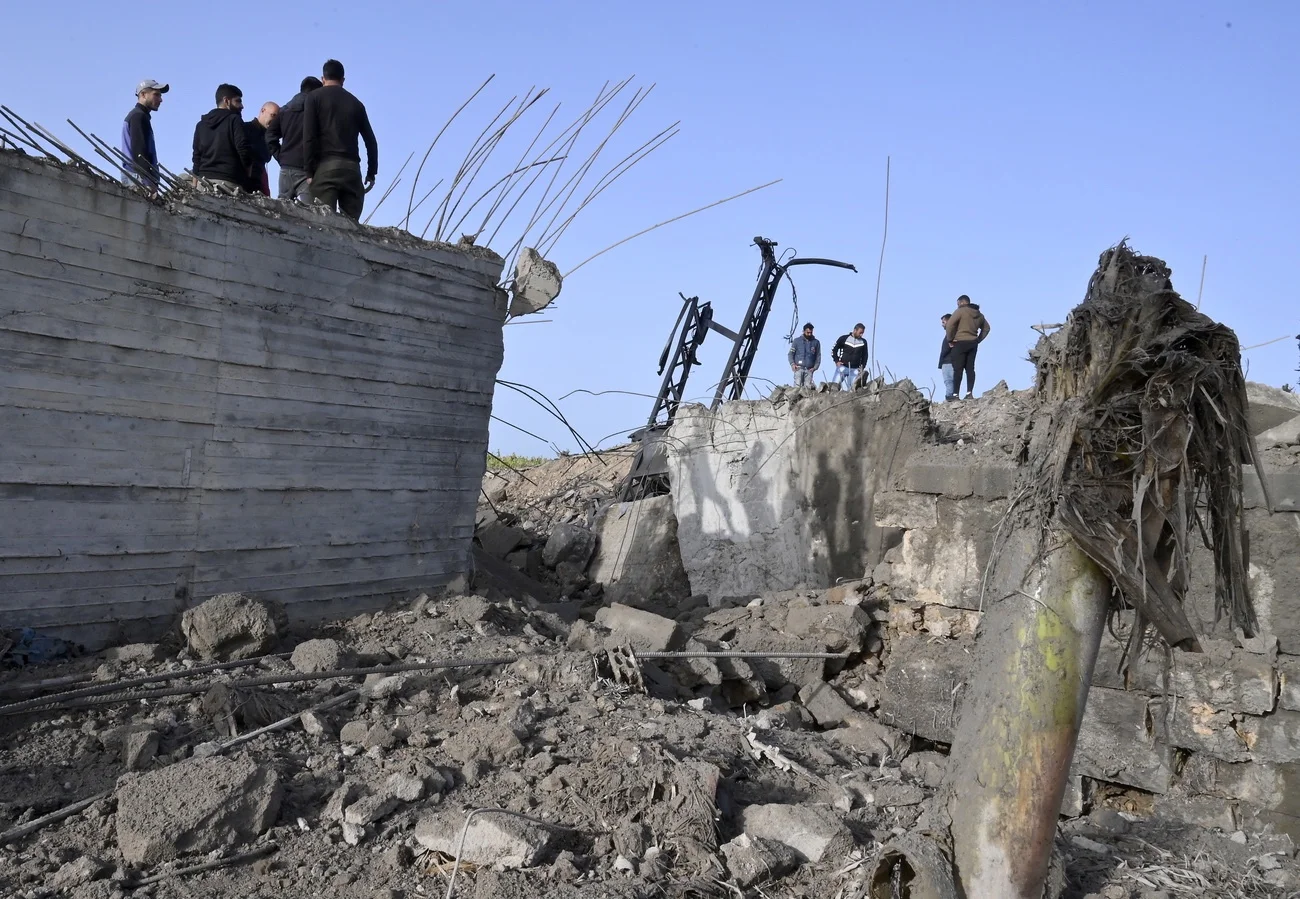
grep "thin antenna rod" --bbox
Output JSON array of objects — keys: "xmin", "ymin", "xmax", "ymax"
[
  {"xmin": 1195, "ymin": 254, "xmax": 1208, "ymax": 310},
  {"xmin": 869, "ymin": 155, "xmax": 890, "ymax": 377}
]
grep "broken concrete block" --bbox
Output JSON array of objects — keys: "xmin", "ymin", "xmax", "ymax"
[
  {"xmin": 300, "ymin": 710, "xmax": 331, "ymax": 737},
  {"xmin": 385, "ymin": 772, "xmax": 425, "ymax": 803},
  {"xmin": 291, "ymin": 638, "xmax": 350, "ymax": 674},
  {"xmin": 784, "ymin": 604, "xmax": 871, "ymax": 655},
  {"xmin": 115, "ymin": 754, "xmax": 283, "ymax": 865},
  {"xmin": 478, "ymin": 520, "xmax": 527, "ymax": 560},
  {"xmin": 542, "ymin": 523, "xmax": 597, "ymax": 570},
  {"xmin": 594, "ymin": 603, "xmax": 684, "ymax": 652},
  {"xmin": 50, "ymin": 855, "xmax": 109, "ymax": 889},
  {"xmin": 901, "ymin": 751, "xmax": 948, "ymax": 789},
  {"xmin": 826, "ymin": 713, "xmax": 911, "ymax": 760},
  {"xmin": 877, "ymin": 635, "xmax": 971, "ymax": 743},
  {"xmin": 1279, "ymin": 657, "xmax": 1300, "ymax": 712},
  {"xmin": 1072, "ymin": 686, "xmax": 1172, "ymax": 794},
  {"xmin": 122, "ymin": 729, "xmax": 159, "ymax": 771},
  {"xmin": 103, "ymin": 643, "xmax": 163, "ymax": 665},
  {"xmin": 323, "ymin": 780, "xmax": 363, "ymax": 822},
  {"xmin": 849, "ymin": 779, "xmax": 925, "ymax": 808},
  {"xmin": 443, "ymin": 722, "xmax": 524, "ymax": 767},
  {"xmin": 1238, "ymin": 710, "xmax": 1300, "ymax": 763},
  {"xmin": 1151, "ymin": 699, "xmax": 1252, "ymax": 762},
  {"xmin": 339, "ymin": 719, "xmax": 370, "ymax": 745},
  {"xmin": 344, "ymin": 792, "xmax": 400, "ymax": 826},
  {"xmin": 740, "ymin": 803, "xmax": 852, "ymax": 863},
  {"xmin": 799, "ymin": 681, "xmax": 853, "ymax": 728},
  {"xmin": 721, "ymin": 833, "xmax": 800, "ymax": 887},
  {"xmin": 589, "ymin": 497, "xmax": 692, "ymax": 607},
  {"xmin": 1153, "ymin": 795, "xmax": 1237, "ymax": 832},
  {"xmin": 181, "ymin": 593, "xmax": 284, "ymax": 661},
  {"xmin": 415, "ymin": 810, "xmax": 555, "ymax": 868},
  {"xmin": 508, "ymin": 246, "xmax": 563, "ymax": 318},
  {"xmin": 872, "ymin": 492, "xmax": 938, "ymax": 529},
  {"xmin": 821, "ymin": 579, "xmax": 871, "ymax": 606},
  {"xmin": 363, "ymin": 722, "xmax": 398, "ymax": 750}
]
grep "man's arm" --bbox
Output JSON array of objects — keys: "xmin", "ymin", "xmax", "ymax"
[
  {"xmin": 265, "ymin": 115, "xmax": 282, "ymax": 162},
  {"xmin": 192, "ymin": 123, "xmax": 202, "ymax": 175},
  {"xmin": 303, "ymin": 95, "xmax": 319, "ymax": 177},
  {"xmin": 231, "ymin": 116, "xmax": 252, "ymax": 169},
  {"xmin": 978, "ymin": 315, "xmax": 991, "ymax": 342},
  {"xmin": 358, "ymin": 102, "xmax": 378, "ymax": 183},
  {"xmin": 811, "ymin": 339, "xmax": 821, "ymax": 370},
  {"xmin": 788, "ymin": 341, "xmax": 797, "ymax": 369},
  {"xmin": 126, "ymin": 111, "xmax": 150, "ymax": 169},
  {"xmin": 944, "ymin": 312, "xmax": 960, "ymax": 344},
  {"xmin": 832, "ymin": 335, "xmax": 847, "ymax": 364}
]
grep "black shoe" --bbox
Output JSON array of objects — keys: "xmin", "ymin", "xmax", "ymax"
[
  {"xmin": 944, "ymin": 394, "xmax": 958, "ymax": 401},
  {"xmin": 964, "ymin": 393, "xmax": 974, "ymax": 400}
]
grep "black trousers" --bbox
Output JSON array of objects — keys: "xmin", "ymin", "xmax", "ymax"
[
  {"xmin": 311, "ymin": 158, "xmax": 365, "ymax": 220},
  {"xmin": 949, "ymin": 340, "xmax": 979, "ymax": 395}
]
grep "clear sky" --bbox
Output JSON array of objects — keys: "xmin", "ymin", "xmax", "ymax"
[{"xmin": 5, "ymin": 1, "xmax": 1297, "ymax": 455}]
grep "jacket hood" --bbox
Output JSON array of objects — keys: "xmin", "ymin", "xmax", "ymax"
[{"xmin": 199, "ymin": 108, "xmax": 240, "ymax": 130}]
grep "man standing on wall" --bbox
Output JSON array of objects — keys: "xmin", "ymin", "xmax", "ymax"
[
  {"xmin": 243, "ymin": 102, "xmax": 280, "ymax": 195},
  {"xmin": 303, "ymin": 59, "xmax": 378, "ymax": 220},
  {"xmin": 789, "ymin": 322, "xmax": 821, "ymax": 388},
  {"xmin": 267, "ymin": 76, "xmax": 322, "ymax": 202},
  {"xmin": 121, "ymin": 79, "xmax": 167, "ymax": 194},
  {"xmin": 944, "ymin": 295, "xmax": 991, "ymax": 400},
  {"xmin": 192, "ymin": 84, "xmax": 252, "ymax": 194},
  {"xmin": 831, "ymin": 322, "xmax": 869, "ymax": 390},
  {"xmin": 938, "ymin": 313, "xmax": 955, "ymax": 399}
]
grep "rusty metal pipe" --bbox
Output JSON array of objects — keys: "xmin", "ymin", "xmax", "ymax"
[{"xmin": 941, "ymin": 534, "xmax": 1110, "ymax": 897}]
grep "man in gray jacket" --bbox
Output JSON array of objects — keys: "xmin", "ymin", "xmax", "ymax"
[{"xmin": 788, "ymin": 322, "xmax": 821, "ymax": 388}]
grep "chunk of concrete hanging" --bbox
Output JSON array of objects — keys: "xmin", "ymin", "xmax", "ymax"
[{"xmin": 509, "ymin": 247, "xmax": 562, "ymax": 318}]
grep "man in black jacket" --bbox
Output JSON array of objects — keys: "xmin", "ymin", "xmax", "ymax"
[
  {"xmin": 938, "ymin": 313, "xmax": 954, "ymax": 399},
  {"xmin": 267, "ymin": 76, "xmax": 322, "ymax": 202},
  {"xmin": 303, "ymin": 59, "xmax": 378, "ymax": 219},
  {"xmin": 243, "ymin": 102, "xmax": 279, "ymax": 195},
  {"xmin": 831, "ymin": 323, "xmax": 868, "ymax": 390},
  {"xmin": 192, "ymin": 84, "xmax": 252, "ymax": 193},
  {"xmin": 120, "ymin": 79, "xmax": 167, "ymax": 194}
]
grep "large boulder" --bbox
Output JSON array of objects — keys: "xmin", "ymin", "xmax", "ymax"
[
  {"xmin": 115, "ymin": 754, "xmax": 283, "ymax": 865},
  {"xmin": 181, "ymin": 593, "xmax": 284, "ymax": 660}
]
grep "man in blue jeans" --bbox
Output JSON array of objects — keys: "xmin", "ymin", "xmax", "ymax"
[
  {"xmin": 788, "ymin": 322, "xmax": 821, "ymax": 388},
  {"xmin": 831, "ymin": 323, "xmax": 868, "ymax": 389},
  {"xmin": 939, "ymin": 313, "xmax": 954, "ymax": 398}
]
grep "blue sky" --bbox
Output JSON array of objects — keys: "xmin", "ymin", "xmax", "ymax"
[{"xmin": 5, "ymin": 1, "xmax": 1297, "ymax": 455}]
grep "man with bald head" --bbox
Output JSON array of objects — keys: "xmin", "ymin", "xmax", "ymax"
[{"xmin": 242, "ymin": 101, "xmax": 280, "ymax": 195}]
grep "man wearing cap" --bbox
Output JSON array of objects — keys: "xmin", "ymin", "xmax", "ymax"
[
  {"xmin": 788, "ymin": 322, "xmax": 821, "ymax": 388},
  {"xmin": 121, "ymin": 79, "xmax": 167, "ymax": 193},
  {"xmin": 831, "ymin": 323, "xmax": 868, "ymax": 390}
]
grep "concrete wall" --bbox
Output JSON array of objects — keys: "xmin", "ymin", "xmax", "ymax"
[
  {"xmin": 0, "ymin": 152, "xmax": 506, "ymax": 647},
  {"xmin": 664, "ymin": 382, "xmax": 931, "ymax": 600}
]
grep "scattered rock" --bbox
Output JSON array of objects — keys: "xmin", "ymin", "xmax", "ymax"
[
  {"xmin": 122, "ymin": 729, "xmax": 159, "ymax": 771},
  {"xmin": 291, "ymin": 638, "xmax": 350, "ymax": 674},
  {"xmin": 798, "ymin": 681, "xmax": 854, "ymax": 728},
  {"xmin": 180, "ymin": 593, "xmax": 284, "ymax": 661},
  {"xmin": 542, "ymin": 523, "xmax": 597, "ymax": 569},
  {"xmin": 344, "ymin": 792, "xmax": 400, "ymax": 826},
  {"xmin": 50, "ymin": 855, "xmax": 109, "ymax": 889},
  {"xmin": 115, "ymin": 753, "xmax": 283, "ymax": 865},
  {"xmin": 415, "ymin": 810, "xmax": 555, "ymax": 868},
  {"xmin": 594, "ymin": 603, "xmax": 684, "ymax": 652},
  {"xmin": 740, "ymin": 803, "xmax": 852, "ymax": 863},
  {"xmin": 103, "ymin": 643, "xmax": 163, "ymax": 665},
  {"xmin": 721, "ymin": 833, "xmax": 800, "ymax": 887}
]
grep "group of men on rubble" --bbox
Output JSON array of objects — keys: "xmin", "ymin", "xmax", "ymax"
[
  {"xmin": 788, "ymin": 295, "xmax": 991, "ymax": 401},
  {"xmin": 120, "ymin": 59, "xmax": 378, "ymax": 220}
]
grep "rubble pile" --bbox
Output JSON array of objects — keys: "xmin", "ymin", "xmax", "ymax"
[
  {"xmin": 1, "ymin": 561, "xmax": 1297, "ymax": 898},
  {"xmin": 480, "ymin": 448, "xmax": 636, "ymax": 537}
]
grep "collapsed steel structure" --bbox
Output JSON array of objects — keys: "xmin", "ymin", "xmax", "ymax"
[{"xmin": 620, "ymin": 236, "xmax": 856, "ymax": 500}]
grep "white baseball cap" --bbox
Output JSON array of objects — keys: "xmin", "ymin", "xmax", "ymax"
[{"xmin": 135, "ymin": 79, "xmax": 170, "ymax": 95}]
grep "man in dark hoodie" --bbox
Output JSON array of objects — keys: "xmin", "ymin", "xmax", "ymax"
[
  {"xmin": 303, "ymin": 59, "xmax": 378, "ymax": 219},
  {"xmin": 121, "ymin": 79, "xmax": 167, "ymax": 194},
  {"xmin": 266, "ymin": 76, "xmax": 322, "ymax": 202},
  {"xmin": 242, "ymin": 102, "xmax": 279, "ymax": 195},
  {"xmin": 938, "ymin": 313, "xmax": 954, "ymax": 399},
  {"xmin": 192, "ymin": 84, "xmax": 252, "ymax": 194}
]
